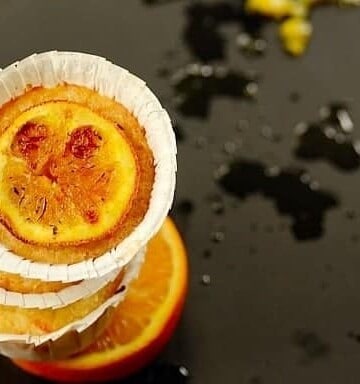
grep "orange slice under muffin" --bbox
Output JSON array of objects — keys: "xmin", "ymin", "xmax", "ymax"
[{"xmin": 0, "ymin": 85, "xmax": 155, "ymax": 265}]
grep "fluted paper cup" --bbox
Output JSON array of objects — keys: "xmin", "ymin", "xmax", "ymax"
[
  {"xmin": 0, "ymin": 51, "xmax": 176, "ymax": 282},
  {"xmin": 0, "ymin": 247, "xmax": 145, "ymax": 360}
]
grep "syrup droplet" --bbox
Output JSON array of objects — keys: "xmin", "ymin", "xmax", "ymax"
[
  {"xmin": 171, "ymin": 63, "xmax": 258, "ymax": 118},
  {"xmin": 211, "ymin": 230, "xmax": 225, "ymax": 243},
  {"xmin": 294, "ymin": 102, "xmax": 359, "ymax": 171},
  {"xmin": 217, "ymin": 159, "xmax": 339, "ymax": 240},
  {"xmin": 201, "ymin": 274, "xmax": 211, "ymax": 285}
]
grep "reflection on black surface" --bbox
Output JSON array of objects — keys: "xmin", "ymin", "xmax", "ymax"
[
  {"xmin": 292, "ymin": 330, "xmax": 330, "ymax": 361},
  {"xmin": 183, "ymin": 1, "xmax": 266, "ymax": 62},
  {"xmin": 172, "ymin": 63, "xmax": 258, "ymax": 118},
  {"xmin": 121, "ymin": 363, "xmax": 189, "ymax": 384},
  {"xmin": 294, "ymin": 103, "xmax": 360, "ymax": 171},
  {"xmin": 218, "ymin": 159, "xmax": 339, "ymax": 240}
]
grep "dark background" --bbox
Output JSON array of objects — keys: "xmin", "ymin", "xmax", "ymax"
[{"xmin": 1, "ymin": 0, "xmax": 360, "ymax": 383}]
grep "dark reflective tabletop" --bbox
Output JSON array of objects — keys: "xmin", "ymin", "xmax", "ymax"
[{"xmin": 1, "ymin": 1, "xmax": 360, "ymax": 383}]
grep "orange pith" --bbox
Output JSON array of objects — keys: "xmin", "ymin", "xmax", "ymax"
[{"xmin": 14, "ymin": 218, "xmax": 188, "ymax": 382}]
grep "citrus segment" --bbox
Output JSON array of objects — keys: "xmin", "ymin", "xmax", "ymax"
[{"xmin": 14, "ymin": 218, "xmax": 188, "ymax": 382}]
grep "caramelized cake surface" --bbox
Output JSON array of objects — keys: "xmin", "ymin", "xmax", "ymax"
[{"xmin": 0, "ymin": 85, "xmax": 155, "ymax": 264}]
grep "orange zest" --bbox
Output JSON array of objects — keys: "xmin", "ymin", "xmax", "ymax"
[{"xmin": 14, "ymin": 217, "xmax": 188, "ymax": 382}]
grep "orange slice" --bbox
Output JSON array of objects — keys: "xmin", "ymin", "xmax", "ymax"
[
  {"xmin": 14, "ymin": 218, "xmax": 188, "ymax": 382},
  {"xmin": 0, "ymin": 101, "xmax": 137, "ymax": 244}
]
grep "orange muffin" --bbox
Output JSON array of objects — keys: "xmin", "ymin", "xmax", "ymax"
[
  {"xmin": 0, "ymin": 85, "xmax": 155, "ymax": 265},
  {"xmin": 0, "ymin": 269, "xmax": 124, "ymax": 336},
  {"xmin": 0, "ymin": 270, "xmax": 74, "ymax": 294}
]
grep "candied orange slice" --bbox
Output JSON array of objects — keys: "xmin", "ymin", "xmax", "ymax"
[{"xmin": 0, "ymin": 101, "xmax": 137, "ymax": 244}]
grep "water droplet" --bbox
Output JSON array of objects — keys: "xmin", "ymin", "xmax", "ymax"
[
  {"xmin": 237, "ymin": 119, "xmax": 250, "ymax": 132},
  {"xmin": 300, "ymin": 172, "xmax": 311, "ymax": 184},
  {"xmin": 245, "ymin": 82, "xmax": 259, "ymax": 98},
  {"xmin": 223, "ymin": 141, "xmax": 237, "ymax": 155},
  {"xmin": 319, "ymin": 106, "xmax": 330, "ymax": 120},
  {"xmin": 253, "ymin": 38, "xmax": 267, "ymax": 53},
  {"xmin": 294, "ymin": 122, "xmax": 308, "ymax": 136},
  {"xmin": 194, "ymin": 136, "xmax": 208, "ymax": 149},
  {"xmin": 201, "ymin": 274, "xmax": 211, "ymax": 285},
  {"xmin": 237, "ymin": 33, "xmax": 267, "ymax": 55},
  {"xmin": 183, "ymin": 1, "xmax": 267, "ymax": 62},
  {"xmin": 261, "ymin": 126, "xmax": 282, "ymax": 142},
  {"xmin": 337, "ymin": 109, "xmax": 354, "ymax": 133},
  {"xmin": 209, "ymin": 196, "xmax": 225, "ymax": 215},
  {"xmin": 309, "ymin": 180, "xmax": 319, "ymax": 190},
  {"xmin": 324, "ymin": 126, "xmax": 336, "ymax": 139},
  {"xmin": 295, "ymin": 102, "xmax": 360, "ymax": 170},
  {"xmin": 211, "ymin": 230, "xmax": 225, "ymax": 243},
  {"xmin": 236, "ymin": 33, "xmax": 251, "ymax": 48},
  {"xmin": 132, "ymin": 362, "xmax": 190, "ymax": 383},
  {"xmin": 265, "ymin": 165, "xmax": 280, "ymax": 177},
  {"xmin": 201, "ymin": 65, "xmax": 214, "ymax": 77},
  {"xmin": 213, "ymin": 164, "xmax": 230, "ymax": 180},
  {"xmin": 179, "ymin": 366, "xmax": 190, "ymax": 377},
  {"xmin": 171, "ymin": 63, "xmax": 259, "ymax": 118}
]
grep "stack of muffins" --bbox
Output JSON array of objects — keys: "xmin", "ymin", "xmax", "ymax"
[{"xmin": 0, "ymin": 51, "xmax": 176, "ymax": 360}]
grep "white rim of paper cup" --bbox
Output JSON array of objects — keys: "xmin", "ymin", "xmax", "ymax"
[
  {"xmin": 0, "ymin": 51, "xmax": 176, "ymax": 282},
  {"xmin": 0, "ymin": 245, "xmax": 145, "ymax": 357},
  {"xmin": 0, "ymin": 246, "xmax": 145, "ymax": 310}
]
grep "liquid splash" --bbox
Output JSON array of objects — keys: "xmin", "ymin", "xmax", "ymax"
[
  {"xmin": 217, "ymin": 159, "xmax": 339, "ymax": 240},
  {"xmin": 171, "ymin": 63, "xmax": 258, "ymax": 118},
  {"xmin": 183, "ymin": 1, "xmax": 267, "ymax": 62},
  {"xmin": 294, "ymin": 103, "xmax": 360, "ymax": 171}
]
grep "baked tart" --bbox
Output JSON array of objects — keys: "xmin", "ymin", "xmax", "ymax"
[
  {"xmin": 0, "ymin": 51, "xmax": 176, "ymax": 360},
  {"xmin": 0, "ymin": 85, "xmax": 154, "ymax": 265}
]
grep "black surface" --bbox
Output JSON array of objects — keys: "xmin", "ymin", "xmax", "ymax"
[{"xmin": 1, "ymin": 1, "xmax": 360, "ymax": 383}]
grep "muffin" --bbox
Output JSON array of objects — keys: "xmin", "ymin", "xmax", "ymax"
[{"xmin": 0, "ymin": 51, "xmax": 176, "ymax": 360}]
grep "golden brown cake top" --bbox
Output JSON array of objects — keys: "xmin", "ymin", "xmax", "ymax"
[{"xmin": 0, "ymin": 85, "xmax": 155, "ymax": 265}]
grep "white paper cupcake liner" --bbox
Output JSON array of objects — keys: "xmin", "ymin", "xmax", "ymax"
[
  {"xmin": 0, "ymin": 248, "xmax": 143, "ymax": 309},
  {"xmin": 0, "ymin": 245, "xmax": 145, "ymax": 360},
  {"xmin": 0, "ymin": 51, "xmax": 176, "ymax": 282}
]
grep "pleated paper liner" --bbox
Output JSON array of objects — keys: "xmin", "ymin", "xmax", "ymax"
[
  {"xmin": 0, "ymin": 51, "xmax": 176, "ymax": 282},
  {"xmin": 0, "ymin": 247, "xmax": 145, "ymax": 360}
]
